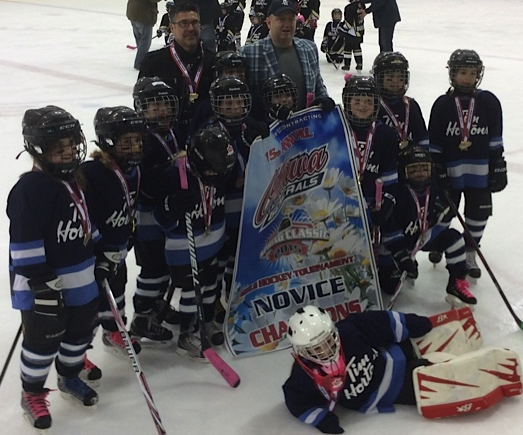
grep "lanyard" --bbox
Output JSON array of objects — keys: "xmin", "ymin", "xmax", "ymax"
[
  {"xmin": 169, "ymin": 44, "xmax": 204, "ymax": 103},
  {"xmin": 406, "ymin": 186, "xmax": 430, "ymax": 242},
  {"xmin": 380, "ymin": 97, "xmax": 410, "ymax": 149},
  {"xmin": 60, "ymin": 180, "xmax": 92, "ymax": 246},
  {"xmin": 454, "ymin": 96, "xmax": 475, "ymax": 151},
  {"xmin": 111, "ymin": 163, "xmax": 141, "ymax": 222},
  {"xmin": 352, "ymin": 121, "xmax": 376, "ymax": 181}
]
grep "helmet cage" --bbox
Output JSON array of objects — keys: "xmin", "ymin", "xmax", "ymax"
[
  {"xmin": 262, "ymin": 74, "xmax": 298, "ymax": 112},
  {"xmin": 210, "ymin": 77, "xmax": 252, "ymax": 126},
  {"xmin": 447, "ymin": 50, "xmax": 484, "ymax": 93},
  {"xmin": 399, "ymin": 147, "xmax": 433, "ymax": 189},
  {"xmin": 374, "ymin": 68, "xmax": 410, "ymax": 99},
  {"xmin": 342, "ymin": 77, "xmax": 380, "ymax": 127}
]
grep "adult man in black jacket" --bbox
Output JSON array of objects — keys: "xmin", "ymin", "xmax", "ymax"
[{"xmin": 361, "ymin": 0, "xmax": 401, "ymax": 52}]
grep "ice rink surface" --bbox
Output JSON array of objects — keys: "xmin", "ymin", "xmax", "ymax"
[{"xmin": 0, "ymin": 0, "xmax": 522, "ymax": 434}]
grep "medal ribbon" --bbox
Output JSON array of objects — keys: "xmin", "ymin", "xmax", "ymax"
[
  {"xmin": 406, "ymin": 186, "xmax": 430, "ymax": 239},
  {"xmin": 111, "ymin": 163, "xmax": 140, "ymax": 221},
  {"xmin": 352, "ymin": 121, "xmax": 376, "ymax": 178},
  {"xmin": 198, "ymin": 179, "xmax": 215, "ymax": 234},
  {"xmin": 153, "ymin": 129, "xmax": 188, "ymax": 189},
  {"xmin": 60, "ymin": 180, "xmax": 92, "ymax": 242},
  {"xmin": 454, "ymin": 96, "xmax": 475, "ymax": 143},
  {"xmin": 169, "ymin": 44, "xmax": 204, "ymax": 96},
  {"xmin": 380, "ymin": 97, "xmax": 410, "ymax": 143}
]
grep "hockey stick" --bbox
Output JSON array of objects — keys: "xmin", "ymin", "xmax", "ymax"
[
  {"xmin": 442, "ymin": 190, "xmax": 523, "ymax": 329},
  {"xmin": 0, "ymin": 323, "xmax": 22, "ymax": 387},
  {"xmin": 325, "ymin": 52, "xmax": 340, "ymax": 70},
  {"xmin": 185, "ymin": 212, "xmax": 241, "ymax": 388},
  {"xmin": 387, "ymin": 244, "xmax": 422, "ymax": 310},
  {"xmin": 127, "ymin": 35, "xmax": 159, "ymax": 49},
  {"xmin": 101, "ymin": 279, "xmax": 168, "ymax": 435}
]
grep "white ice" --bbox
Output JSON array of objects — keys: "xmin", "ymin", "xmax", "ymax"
[{"xmin": 0, "ymin": 1, "xmax": 522, "ymax": 434}]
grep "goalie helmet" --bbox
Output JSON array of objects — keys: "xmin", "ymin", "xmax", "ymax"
[
  {"xmin": 262, "ymin": 73, "xmax": 298, "ymax": 112},
  {"xmin": 133, "ymin": 77, "xmax": 179, "ymax": 131},
  {"xmin": 371, "ymin": 51, "xmax": 410, "ymax": 99},
  {"xmin": 447, "ymin": 49, "xmax": 484, "ymax": 93},
  {"xmin": 342, "ymin": 76, "xmax": 380, "ymax": 127},
  {"xmin": 214, "ymin": 51, "xmax": 247, "ymax": 81},
  {"xmin": 93, "ymin": 106, "xmax": 145, "ymax": 172},
  {"xmin": 398, "ymin": 146, "xmax": 432, "ymax": 190},
  {"xmin": 22, "ymin": 105, "xmax": 87, "ymax": 178},
  {"xmin": 210, "ymin": 76, "xmax": 252, "ymax": 126},
  {"xmin": 189, "ymin": 126, "xmax": 237, "ymax": 186}
]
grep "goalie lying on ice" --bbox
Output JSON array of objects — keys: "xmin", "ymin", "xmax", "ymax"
[{"xmin": 282, "ymin": 305, "xmax": 522, "ymax": 434}]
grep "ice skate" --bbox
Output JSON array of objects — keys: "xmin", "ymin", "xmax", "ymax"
[
  {"xmin": 79, "ymin": 355, "xmax": 102, "ymax": 387},
  {"xmin": 102, "ymin": 330, "xmax": 142, "ymax": 357},
  {"xmin": 153, "ymin": 298, "xmax": 181, "ymax": 325},
  {"xmin": 466, "ymin": 248, "xmax": 481, "ymax": 280},
  {"xmin": 177, "ymin": 333, "xmax": 209, "ymax": 363},
  {"xmin": 445, "ymin": 275, "xmax": 477, "ymax": 308},
  {"xmin": 130, "ymin": 313, "xmax": 173, "ymax": 345},
  {"xmin": 428, "ymin": 251, "xmax": 443, "ymax": 266},
  {"xmin": 22, "ymin": 389, "xmax": 52, "ymax": 431},
  {"xmin": 57, "ymin": 375, "xmax": 98, "ymax": 407},
  {"xmin": 205, "ymin": 322, "xmax": 225, "ymax": 346}
]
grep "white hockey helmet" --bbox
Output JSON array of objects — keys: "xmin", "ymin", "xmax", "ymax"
[{"xmin": 287, "ymin": 306, "xmax": 341, "ymax": 366}]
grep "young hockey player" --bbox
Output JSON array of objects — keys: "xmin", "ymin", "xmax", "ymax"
[
  {"xmin": 262, "ymin": 73, "xmax": 298, "ymax": 122},
  {"xmin": 379, "ymin": 146, "xmax": 476, "ymax": 306},
  {"xmin": 321, "ymin": 8, "xmax": 343, "ymax": 64},
  {"xmin": 80, "ymin": 106, "xmax": 145, "ymax": 361},
  {"xmin": 130, "ymin": 77, "xmax": 181, "ymax": 344},
  {"xmin": 245, "ymin": 11, "xmax": 268, "ymax": 44},
  {"xmin": 372, "ymin": 51, "xmax": 429, "ymax": 151},
  {"xmin": 196, "ymin": 76, "xmax": 268, "ymax": 331},
  {"xmin": 336, "ymin": 0, "xmax": 365, "ymax": 71},
  {"xmin": 8, "ymin": 106, "xmax": 100, "ymax": 430},
  {"xmin": 214, "ymin": 50, "xmax": 248, "ymax": 82},
  {"xmin": 152, "ymin": 126, "xmax": 237, "ymax": 359},
  {"xmin": 157, "ymin": 0, "xmax": 175, "ymax": 45},
  {"xmin": 283, "ymin": 305, "xmax": 521, "ymax": 434},
  {"xmin": 216, "ymin": 1, "xmax": 242, "ymax": 52},
  {"xmin": 299, "ymin": 0, "xmax": 320, "ymax": 41},
  {"xmin": 428, "ymin": 49, "xmax": 507, "ymax": 279},
  {"xmin": 342, "ymin": 76, "xmax": 399, "ymax": 228},
  {"xmin": 249, "ymin": 0, "xmax": 272, "ymax": 17}
]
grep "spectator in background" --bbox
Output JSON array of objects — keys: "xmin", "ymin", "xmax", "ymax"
[
  {"xmin": 126, "ymin": 0, "xmax": 162, "ymax": 70},
  {"xmin": 189, "ymin": 0, "xmax": 222, "ymax": 52},
  {"xmin": 361, "ymin": 0, "xmax": 401, "ymax": 53}
]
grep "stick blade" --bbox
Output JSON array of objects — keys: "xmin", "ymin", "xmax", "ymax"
[{"xmin": 202, "ymin": 348, "xmax": 241, "ymax": 388}]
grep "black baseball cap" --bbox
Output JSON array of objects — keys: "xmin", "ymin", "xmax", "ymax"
[{"xmin": 267, "ymin": 0, "xmax": 298, "ymax": 16}]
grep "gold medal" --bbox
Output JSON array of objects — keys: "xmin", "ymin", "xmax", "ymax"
[
  {"xmin": 189, "ymin": 92, "xmax": 198, "ymax": 103},
  {"xmin": 459, "ymin": 140, "xmax": 472, "ymax": 151},
  {"xmin": 399, "ymin": 140, "xmax": 409, "ymax": 149}
]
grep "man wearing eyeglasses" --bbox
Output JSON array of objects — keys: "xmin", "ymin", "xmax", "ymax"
[{"xmin": 139, "ymin": 1, "xmax": 217, "ymax": 143}]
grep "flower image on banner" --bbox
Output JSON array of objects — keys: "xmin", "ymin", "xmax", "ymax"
[{"xmin": 225, "ymin": 106, "xmax": 383, "ymax": 357}]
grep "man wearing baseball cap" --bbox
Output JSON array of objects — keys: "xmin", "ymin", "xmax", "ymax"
[{"xmin": 240, "ymin": 0, "xmax": 333, "ymax": 120}]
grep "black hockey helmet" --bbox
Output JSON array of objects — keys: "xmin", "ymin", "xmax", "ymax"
[
  {"xmin": 250, "ymin": 11, "xmax": 265, "ymax": 23},
  {"xmin": 447, "ymin": 49, "xmax": 484, "ymax": 93},
  {"xmin": 22, "ymin": 105, "xmax": 86, "ymax": 178},
  {"xmin": 93, "ymin": 106, "xmax": 145, "ymax": 171},
  {"xmin": 371, "ymin": 51, "xmax": 410, "ymax": 99},
  {"xmin": 214, "ymin": 51, "xmax": 247, "ymax": 81},
  {"xmin": 398, "ymin": 146, "xmax": 432, "ymax": 190},
  {"xmin": 342, "ymin": 76, "xmax": 380, "ymax": 127},
  {"xmin": 166, "ymin": 1, "xmax": 175, "ymax": 12},
  {"xmin": 133, "ymin": 77, "xmax": 179, "ymax": 130},
  {"xmin": 209, "ymin": 76, "xmax": 252, "ymax": 126},
  {"xmin": 262, "ymin": 73, "xmax": 298, "ymax": 112},
  {"xmin": 189, "ymin": 126, "xmax": 237, "ymax": 186}
]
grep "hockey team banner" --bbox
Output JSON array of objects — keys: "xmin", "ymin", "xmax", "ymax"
[{"xmin": 225, "ymin": 106, "xmax": 383, "ymax": 358}]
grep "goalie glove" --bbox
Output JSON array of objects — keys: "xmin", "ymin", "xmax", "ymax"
[{"xmin": 28, "ymin": 275, "xmax": 64, "ymax": 317}]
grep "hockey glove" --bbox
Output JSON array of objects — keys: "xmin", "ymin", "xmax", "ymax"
[
  {"xmin": 321, "ymin": 40, "xmax": 328, "ymax": 53},
  {"xmin": 153, "ymin": 189, "xmax": 197, "ymax": 230},
  {"xmin": 269, "ymin": 104, "xmax": 292, "ymax": 121},
  {"xmin": 311, "ymin": 97, "xmax": 336, "ymax": 113},
  {"xmin": 370, "ymin": 192, "xmax": 396, "ymax": 226},
  {"xmin": 95, "ymin": 250, "xmax": 122, "ymax": 284},
  {"xmin": 315, "ymin": 413, "xmax": 344, "ymax": 434},
  {"xmin": 393, "ymin": 249, "xmax": 418, "ymax": 279},
  {"xmin": 433, "ymin": 162, "xmax": 451, "ymax": 191},
  {"xmin": 28, "ymin": 275, "xmax": 64, "ymax": 317},
  {"xmin": 489, "ymin": 156, "xmax": 507, "ymax": 193}
]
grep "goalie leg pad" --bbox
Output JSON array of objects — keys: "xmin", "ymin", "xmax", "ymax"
[
  {"xmin": 413, "ymin": 347, "xmax": 522, "ymax": 418},
  {"xmin": 411, "ymin": 307, "xmax": 482, "ymax": 357}
]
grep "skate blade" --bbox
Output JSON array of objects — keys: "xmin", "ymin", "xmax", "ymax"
[
  {"xmin": 23, "ymin": 413, "xmax": 50, "ymax": 434},
  {"xmin": 444, "ymin": 294, "xmax": 475, "ymax": 311},
  {"xmin": 59, "ymin": 391, "xmax": 98, "ymax": 409},
  {"xmin": 132, "ymin": 336, "xmax": 173, "ymax": 348}
]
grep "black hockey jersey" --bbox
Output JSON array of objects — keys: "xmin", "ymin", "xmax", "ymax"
[
  {"xmin": 428, "ymin": 89, "xmax": 504, "ymax": 190},
  {"xmin": 246, "ymin": 22, "xmax": 269, "ymax": 44},
  {"xmin": 250, "ymin": 0, "xmax": 273, "ymax": 16},
  {"xmin": 340, "ymin": 1, "xmax": 365, "ymax": 39},
  {"xmin": 283, "ymin": 311, "xmax": 432, "ymax": 430},
  {"xmin": 322, "ymin": 20, "xmax": 341, "ymax": 51},
  {"xmin": 216, "ymin": 13, "xmax": 241, "ymax": 52},
  {"xmin": 8, "ymin": 171, "xmax": 99, "ymax": 309},
  {"xmin": 377, "ymin": 97, "xmax": 428, "ymax": 150}
]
